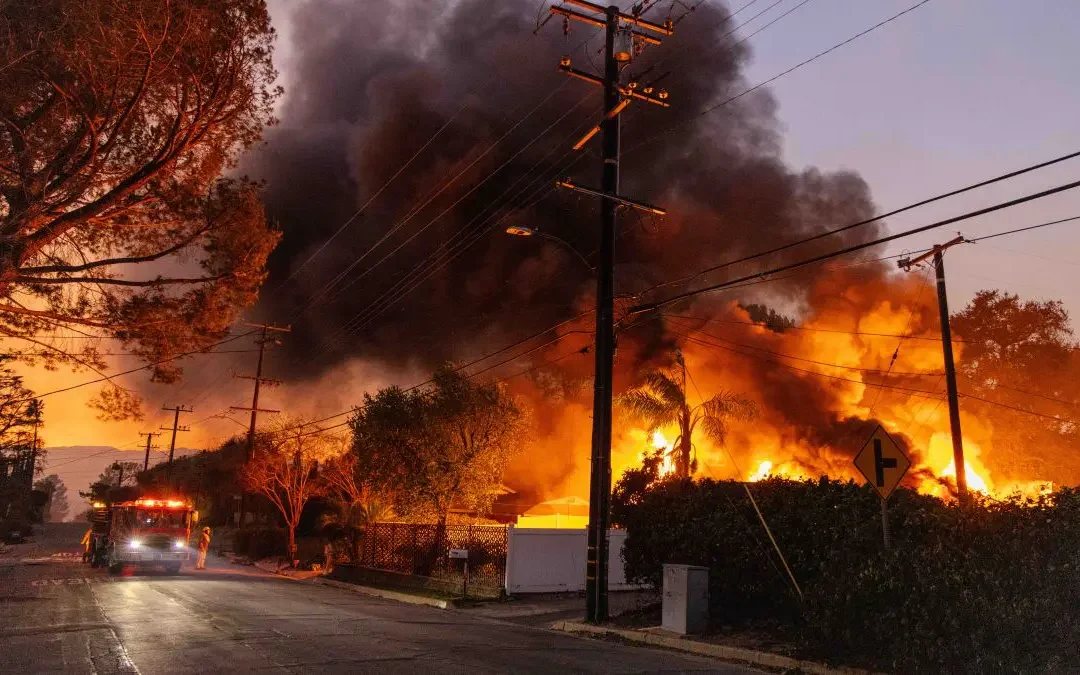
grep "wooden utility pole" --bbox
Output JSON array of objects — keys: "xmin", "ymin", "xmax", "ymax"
[
  {"xmin": 160, "ymin": 405, "xmax": 193, "ymax": 483},
  {"xmin": 230, "ymin": 323, "xmax": 289, "ymax": 526},
  {"xmin": 546, "ymin": 0, "xmax": 672, "ymax": 624},
  {"xmin": 898, "ymin": 235, "xmax": 968, "ymax": 505},
  {"xmin": 139, "ymin": 431, "xmax": 161, "ymax": 472},
  {"xmin": 26, "ymin": 401, "xmax": 41, "ymax": 490},
  {"xmin": 230, "ymin": 323, "xmax": 289, "ymax": 460}
]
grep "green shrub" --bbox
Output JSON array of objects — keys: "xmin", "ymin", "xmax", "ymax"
[{"xmin": 614, "ymin": 474, "xmax": 1080, "ymax": 674}]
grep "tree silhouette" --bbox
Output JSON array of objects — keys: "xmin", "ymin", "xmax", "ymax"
[
  {"xmin": 0, "ymin": 0, "xmax": 282, "ymax": 417},
  {"xmin": 243, "ymin": 418, "xmax": 337, "ymax": 561}
]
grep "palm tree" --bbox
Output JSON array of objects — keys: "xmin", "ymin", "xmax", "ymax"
[{"xmin": 619, "ymin": 355, "xmax": 756, "ymax": 479}]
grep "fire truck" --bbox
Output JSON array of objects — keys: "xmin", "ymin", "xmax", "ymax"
[{"xmin": 91, "ymin": 498, "xmax": 196, "ymax": 574}]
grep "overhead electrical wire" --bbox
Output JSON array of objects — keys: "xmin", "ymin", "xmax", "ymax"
[
  {"xmin": 309, "ymin": 107, "xmax": 603, "ymax": 356},
  {"xmin": 644, "ymin": 149, "xmax": 1080, "ymax": 294},
  {"xmin": 7, "ymin": 330, "xmax": 258, "ymax": 404},
  {"xmin": 281, "ymin": 102, "xmax": 470, "ymax": 286},
  {"xmin": 673, "ymin": 329, "xmax": 946, "ymax": 399},
  {"xmin": 246, "ymin": 208, "xmax": 1076, "ymax": 443},
  {"xmin": 659, "ymin": 313, "xmax": 959, "ymax": 342},
  {"xmin": 623, "ymin": 0, "xmax": 934, "ymax": 158},
  {"xmin": 632, "ymin": 180, "xmax": 1080, "ymax": 313},
  {"xmin": 295, "ymin": 83, "xmax": 575, "ymax": 312},
  {"xmin": 663, "ymin": 315, "xmax": 943, "ymax": 377},
  {"xmin": 322, "ymin": 90, "xmax": 595, "ymax": 315}
]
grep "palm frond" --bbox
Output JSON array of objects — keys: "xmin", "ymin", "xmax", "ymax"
[
  {"xmin": 641, "ymin": 371, "xmax": 686, "ymax": 408},
  {"xmin": 700, "ymin": 391, "xmax": 757, "ymax": 447},
  {"xmin": 618, "ymin": 390, "xmax": 677, "ymax": 427},
  {"xmin": 701, "ymin": 391, "xmax": 758, "ymax": 420}
]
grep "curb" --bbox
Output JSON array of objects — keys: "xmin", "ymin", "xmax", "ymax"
[
  {"xmin": 550, "ymin": 621, "xmax": 879, "ymax": 675},
  {"xmin": 316, "ymin": 577, "xmax": 460, "ymax": 609}
]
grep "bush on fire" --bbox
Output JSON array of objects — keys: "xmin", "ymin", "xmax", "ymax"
[{"xmin": 612, "ymin": 471, "xmax": 1080, "ymax": 674}]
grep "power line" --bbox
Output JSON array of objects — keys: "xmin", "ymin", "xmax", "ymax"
[
  {"xmin": 967, "ymin": 215, "xmax": 1080, "ymax": 243},
  {"xmin": 0, "ymin": 348, "xmax": 262, "ymax": 358},
  {"xmin": 261, "ymin": 310, "xmax": 599, "ymax": 438},
  {"xmin": 664, "ymin": 316, "xmax": 943, "ymax": 377},
  {"xmin": 642, "ymin": 149, "xmax": 1080, "ymax": 294},
  {"xmin": 675, "ymin": 327, "xmax": 1080, "ymax": 426},
  {"xmin": 304, "ymin": 114, "xmax": 601, "ymax": 361},
  {"xmin": 490, "ymin": 341, "xmax": 593, "ymax": 385},
  {"xmin": 624, "ymin": 0, "xmax": 934, "ymax": 158},
  {"xmin": 674, "ymin": 330, "xmax": 946, "ymax": 399},
  {"xmin": 322, "ymin": 92, "xmax": 597, "ymax": 337},
  {"xmin": 957, "ymin": 375, "xmax": 1080, "ymax": 410},
  {"xmin": 281, "ymin": 102, "xmax": 470, "ymax": 286},
  {"xmin": 631, "ymin": 179, "xmax": 1080, "ymax": 313},
  {"xmin": 659, "ymin": 313, "xmax": 959, "ymax": 342},
  {"xmin": 7, "ymin": 331, "xmax": 258, "ymax": 403},
  {"xmin": 296, "ymin": 83, "xmax": 575, "ymax": 313}
]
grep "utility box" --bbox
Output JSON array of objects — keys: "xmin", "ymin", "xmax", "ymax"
[{"xmin": 662, "ymin": 564, "xmax": 709, "ymax": 635}]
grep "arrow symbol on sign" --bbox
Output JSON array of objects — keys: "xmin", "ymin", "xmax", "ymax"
[{"xmin": 874, "ymin": 439, "xmax": 897, "ymax": 487}]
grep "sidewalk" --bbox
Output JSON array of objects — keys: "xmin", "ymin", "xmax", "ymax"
[
  {"xmin": 461, "ymin": 590, "xmax": 658, "ymax": 626},
  {"xmin": 550, "ymin": 621, "xmax": 883, "ymax": 675}
]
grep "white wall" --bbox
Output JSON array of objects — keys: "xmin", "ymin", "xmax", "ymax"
[{"xmin": 504, "ymin": 527, "xmax": 639, "ymax": 594}]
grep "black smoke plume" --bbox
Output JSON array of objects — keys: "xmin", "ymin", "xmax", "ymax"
[
  {"xmin": 243, "ymin": 0, "xmax": 879, "ymax": 373},
  {"xmin": 237, "ymin": 0, "xmax": 888, "ymax": 500}
]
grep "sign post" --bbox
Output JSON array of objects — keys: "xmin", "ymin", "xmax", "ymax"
[
  {"xmin": 854, "ymin": 426, "xmax": 912, "ymax": 550},
  {"xmin": 450, "ymin": 548, "xmax": 469, "ymax": 598}
]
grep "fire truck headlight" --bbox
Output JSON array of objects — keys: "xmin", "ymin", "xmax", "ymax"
[
  {"xmin": 128, "ymin": 539, "xmax": 142, "ymax": 549},
  {"xmin": 173, "ymin": 539, "xmax": 186, "ymax": 549}
]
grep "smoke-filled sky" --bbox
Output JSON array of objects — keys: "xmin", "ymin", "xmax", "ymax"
[{"xmin": 37, "ymin": 0, "xmax": 1080, "ymax": 504}]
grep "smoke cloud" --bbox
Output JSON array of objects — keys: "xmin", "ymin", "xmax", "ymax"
[{"xmin": 232, "ymin": 0, "xmax": 921, "ymax": 502}]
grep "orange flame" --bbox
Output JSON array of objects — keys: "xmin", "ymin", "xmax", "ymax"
[{"xmin": 648, "ymin": 430, "xmax": 677, "ymax": 478}]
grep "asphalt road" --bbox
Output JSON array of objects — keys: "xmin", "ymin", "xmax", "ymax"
[{"xmin": 0, "ymin": 524, "xmax": 758, "ymax": 674}]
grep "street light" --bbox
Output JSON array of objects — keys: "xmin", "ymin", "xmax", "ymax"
[{"xmin": 505, "ymin": 226, "xmax": 594, "ymax": 271}]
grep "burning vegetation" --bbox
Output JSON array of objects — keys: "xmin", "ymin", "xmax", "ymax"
[
  {"xmin": 500, "ymin": 278, "xmax": 1077, "ymax": 508},
  {"xmin": 221, "ymin": 0, "xmax": 1080, "ymax": 511}
]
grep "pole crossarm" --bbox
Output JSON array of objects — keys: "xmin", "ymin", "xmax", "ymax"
[
  {"xmin": 229, "ymin": 406, "xmax": 281, "ymax": 414},
  {"xmin": 559, "ymin": 0, "xmax": 675, "ymax": 34},
  {"xmin": 557, "ymin": 64, "xmax": 670, "ymax": 107},
  {"xmin": 897, "ymin": 234, "xmax": 966, "ymax": 270},
  {"xmin": 555, "ymin": 178, "xmax": 667, "ymax": 215},
  {"xmin": 233, "ymin": 375, "xmax": 284, "ymax": 386},
  {"xmin": 551, "ymin": 7, "xmax": 665, "ymax": 44}
]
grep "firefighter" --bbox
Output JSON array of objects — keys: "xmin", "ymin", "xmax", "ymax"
[
  {"xmin": 323, "ymin": 539, "xmax": 335, "ymax": 575},
  {"xmin": 80, "ymin": 527, "xmax": 93, "ymax": 563},
  {"xmin": 196, "ymin": 526, "xmax": 211, "ymax": 570}
]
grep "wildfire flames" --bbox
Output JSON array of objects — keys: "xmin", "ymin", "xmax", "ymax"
[{"xmin": 587, "ymin": 271, "xmax": 1065, "ymax": 506}]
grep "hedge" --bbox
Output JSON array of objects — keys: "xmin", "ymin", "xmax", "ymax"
[{"xmin": 613, "ymin": 474, "xmax": 1080, "ymax": 673}]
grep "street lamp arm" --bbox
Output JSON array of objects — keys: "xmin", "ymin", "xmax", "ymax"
[{"xmin": 532, "ymin": 231, "xmax": 595, "ymax": 271}]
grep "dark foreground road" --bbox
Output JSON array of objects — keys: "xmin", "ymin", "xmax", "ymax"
[{"xmin": 1, "ymin": 524, "xmax": 756, "ymax": 674}]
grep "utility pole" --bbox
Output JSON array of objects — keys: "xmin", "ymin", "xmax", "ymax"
[
  {"xmin": 230, "ymin": 323, "xmax": 289, "ymax": 460},
  {"xmin": 898, "ymin": 235, "xmax": 968, "ymax": 505},
  {"xmin": 26, "ymin": 401, "xmax": 41, "ymax": 491},
  {"xmin": 160, "ymin": 405, "xmax": 193, "ymax": 484},
  {"xmin": 546, "ymin": 0, "xmax": 672, "ymax": 624},
  {"xmin": 229, "ymin": 323, "xmax": 289, "ymax": 526},
  {"xmin": 139, "ymin": 432, "xmax": 161, "ymax": 472}
]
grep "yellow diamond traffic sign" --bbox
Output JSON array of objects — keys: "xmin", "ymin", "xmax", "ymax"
[{"xmin": 854, "ymin": 425, "xmax": 911, "ymax": 500}]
